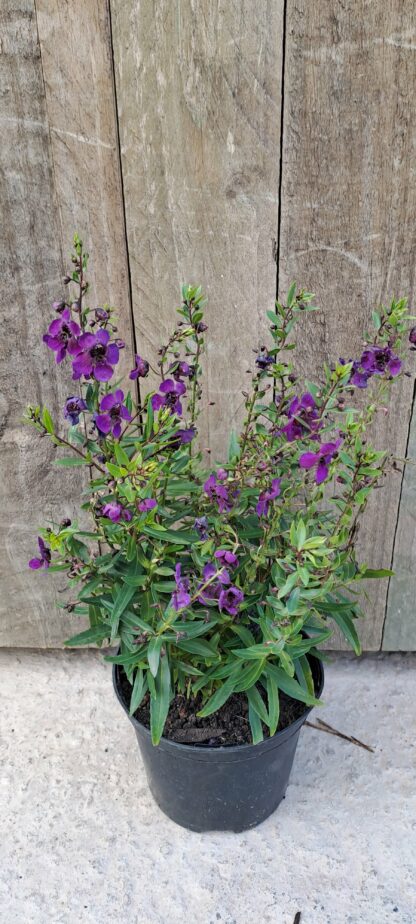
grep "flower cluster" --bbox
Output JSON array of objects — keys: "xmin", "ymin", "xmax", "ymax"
[{"xmin": 26, "ymin": 237, "xmax": 414, "ymax": 745}]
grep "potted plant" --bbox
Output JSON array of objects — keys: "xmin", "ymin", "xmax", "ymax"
[{"xmin": 27, "ymin": 234, "xmax": 414, "ymax": 832}]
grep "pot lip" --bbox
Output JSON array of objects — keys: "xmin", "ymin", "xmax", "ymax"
[{"xmin": 113, "ymin": 655, "xmax": 324, "ymax": 761}]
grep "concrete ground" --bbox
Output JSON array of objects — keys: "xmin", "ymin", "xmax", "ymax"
[{"xmin": 0, "ymin": 650, "xmax": 415, "ymax": 924}]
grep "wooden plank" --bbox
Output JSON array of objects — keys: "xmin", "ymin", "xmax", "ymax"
[
  {"xmin": 279, "ymin": 2, "xmax": 416, "ymax": 649},
  {"xmin": 35, "ymin": 0, "xmax": 134, "ymax": 375},
  {"xmin": 0, "ymin": 0, "xmax": 81, "ymax": 646},
  {"xmin": 0, "ymin": 1, "xmax": 133, "ymax": 646},
  {"xmin": 110, "ymin": 0, "xmax": 284, "ymax": 459},
  {"xmin": 383, "ymin": 397, "xmax": 416, "ymax": 650}
]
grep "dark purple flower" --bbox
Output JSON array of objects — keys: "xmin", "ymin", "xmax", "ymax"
[
  {"xmin": 195, "ymin": 321, "xmax": 208, "ymax": 333},
  {"xmin": 29, "ymin": 537, "xmax": 51, "ymax": 570},
  {"xmin": 194, "ymin": 516, "xmax": 208, "ymax": 539},
  {"xmin": 214, "ymin": 549, "xmax": 238, "ymax": 568},
  {"xmin": 360, "ymin": 345, "xmax": 401, "ymax": 378},
  {"xmin": 95, "ymin": 307, "xmax": 109, "ymax": 322},
  {"xmin": 203, "ymin": 473, "xmax": 232, "ymax": 513},
  {"xmin": 169, "ymin": 426, "xmax": 196, "ymax": 449},
  {"xmin": 151, "ymin": 379, "xmax": 186, "ymax": 415},
  {"xmin": 198, "ymin": 561, "xmax": 230, "ymax": 604},
  {"xmin": 350, "ymin": 362, "xmax": 371, "ymax": 389},
  {"xmin": 101, "ymin": 502, "xmax": 132, "ymax": 523},
  {"xmin": 129, "ymin": 354, "xmax": 150, "ymax": 379},
  {"xmin": 169, "ymin": 361, "xmax": 193, "ymax": 380},
  {"xmin": 138, "ymin": 498, "xmax": 157, "ymax": 513},
  {"xmin": 43, "ymin": 308, "xmax": 81, "ymax": 363},
  {"xmin": 171, "ymin": 563, "xmax": 191, "ymax": 611},
  {"xmin": 63, "ymin": 396, "xmax": 87, "ymax": 426},
  {"xmin": 409, "ymin": 327, "xmax": 416, "ymax": 347},
  {"xmin": 256, "ymin": 478, "xmax": 281, "ymax": 517},
  {"xmin": 52, "ymin": 300, "xmax": 66, "ymax": 313},
  {"xmin": 72, "ymin": 329, "xmax": 119, "ymax": 382},
  {"xmin": 299, "ymin": 438, "xmax": 342, "ymax": 485},
  {"xmin": 95, "ymin": 389, "xmax": 132, "ymax": 439},
  {"xmin": 281, "ymin": 393, "xmax": 321, "ymax": 442},
  {"xmin": 218, "ymin": 585, "xmax": 244, "ymax": 616},
  {"xmin": 256, "ymin": 350, "xmax": 274, "ymax": 371}
]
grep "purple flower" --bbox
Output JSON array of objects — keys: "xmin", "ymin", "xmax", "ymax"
[
  {"xmin": 360, "ymin": 345, "xmax": 401, "ymax": 378},
  {"xmin": 299, "ymin": 439, "xmax": 342, "ymax": 485},
  {"xmin": 72, "ymin": 329, "xmax": 119, "ymax": 382},
  {"xmin": 43, "ymin": 308, "xmax": 81, "ymax": 363},
  {"xmin": 214, "ymin": 549, "xmax": 238, "ymax": 568},
  {"xmin": 194, "ymin": 516, "xmax": 208, "ymax": 539},
  {"xmin": 203, "ymin": 473, "xmax": 232, "ymax": 513},
  {"xmin": 95, "ymin": 389, "xmax": 132, "ymax": 439},
  {"xmin": 171, "ymin": 563, "xmax": 191, "ymax": 611},
  {"xmin": 95, "ymin": 307, "xmax": 109, "ymax": 322},
  {"xmin": 218, "ymin": 585, "xmax": 244, "ymax": 616},
  {"xmin": 63, "ymin": 396, "xmax": 87, "ymax": 426},
  {"xmin": 151, "ymin": 379, "xmax": 186, "ymax": 415},
  {"xmin": 169, "ymin": 427, "xmax": 196, "ymax": 449},
  {"xmin": 52, "ymin": 300, "xmax": 66, "ymax": 313},
  {"xmin": 138, "ymin": 498, "xmax": 157, "ymax": 513},
  {"xmin": 101, "ymin": 502, "xmax": 132, "ymax": 523},
  {"xmin": 129, "ymin": 355, "xmax": 150, "ymax": 379},
  {"xmin": 169, "ymin": 361, "xmax": 193, "ymax": 380},
  {"xmin": 281, "ymin": 393, "xmax": 321, "ymax": 442},
  {"xmin": 256, "ymin": 351, "xmax": 274, "ymax": 370},
  {"xmin": 198, "ymin": 561, "xmax": 230, "ymax": 604},
  {"xmin": 348, "ymin": 346, "xmax": 402, "ymax": 388},
  {"xmin": 256, "ymin": 478, "xmax": 281, "ymax": 517},
  {"xmin": 29, "ymin": 537, "xmax": 51, "ymax": 570}
]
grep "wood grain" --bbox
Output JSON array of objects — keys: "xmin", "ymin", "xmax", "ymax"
[
  {"xmin": 110, "ymin": 0, "xmax": 284, "ymax": 459},
  {"xmin": 35, "ymin": 0, "xmax": 134, "ymax": 375},
  {"xmin": 0, "ymin": 1, "xmax": 134, "ymax": 646},
  {"xmin": 383, "ymin": 397, "xmax": 416, "ymax": 650},
  {"xmin": 279, "ymin": 2, "xmax": 416, "ymax": 648},
  {"xmin": 0, "ymin": 0, "xmax": 81, "ymax": 645}
]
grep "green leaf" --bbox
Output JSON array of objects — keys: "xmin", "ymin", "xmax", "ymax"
[
  {"xmin": 197, "ymin": 675, "xmax": 237, "ymax": 718},
  {"xmin": 233, "ymin": 660, "xmax": 265, "ymax": 693},
  {"xmin": 148, "ymin": 636, "xmax": 163, "ymax": 677},
  {"xmin": 228, "ymin": 429, "xmax": 240, "ymax": 461},
  {"xmin": 248, "ymin": 702, "xmax": 263, "ymax": 744},
  {"xmin": 358, "ymin": 568, "xmax": 394, "ymax": 579},
  {"xmin": 294, "ymin": 655, "xmax": 315, "ymax": 696},
  {"xmin": 150, "ymin": 655, "xmax": 171, "ymax": 745},
  {"xmin": 175, "ymin": 638, "xmax": 219, "ymax": 659},
  {"xmin": 266, "ymin": 674, "xmax": 280, "ymax": 735},
  {"xmin": 115, "ymin": 443, "xmax": 130, "ymax": 468},
  {"xmin": 247, "ymin": 685, "xmax": 269, "ymax": 727},
  {"xmin": 110, "ymin": 584, "xmax": 137, "ymax": 641},
  {"xmin": 42, "ymin": 407, "xmax": 54, "ymax": 434},
  {"xmin": 54, "ymin": 456, "xmax": 87, "ymax": 467},
  {"xmin": 265, "ymin": 664, "xmax": 322, "ymax": 706},
  {"xmin": 287, "ymin": 281, "xmax": 297, "ymax": 307},
  {"xmin": 64, "ymin": 625, "xmax": 109, "ymax": 647},
  {"xmin": 129, "ymin": 669, "xmax": 148, "ymax": 715},
  {"xmin": 144, "ymin": 396, "xmax": 154, "ymax": 440},
  {"xmin": 330, "ymin": 609, "xmax": 362, "ymax": 655},
  {"xmin": 141, "ymin": 525, "xmax": 197, "ymax": 545}
]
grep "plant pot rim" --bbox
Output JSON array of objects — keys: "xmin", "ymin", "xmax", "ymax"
[{"xmin": 113, "ymin": 655, "xmax": 324, "ymax": 763}]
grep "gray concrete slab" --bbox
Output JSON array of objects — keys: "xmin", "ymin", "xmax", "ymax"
[{"xmin": 0, "ymin": 649, "xmax": 415, "ymax": 924}]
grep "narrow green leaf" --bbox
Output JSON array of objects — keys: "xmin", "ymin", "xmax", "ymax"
[
  {"xmin": 148, "ymin": 636, "xmax": 163, "ymax": 677},
  {"xmin": 247, "ymin": 685, "xmax": 269, "ymax": 727},
  {"xmin": 64, "ymin": 625, "xmax": 109, "ymax": 647},
  {"xmin": 266, "ymin": 674, "xmax": 280, "ymax": 735},
  {"xmin": 248, "ymin": 702, "xmax": 263, "ymax": 744},
  {"xmin": 197, "ymin": 675, "xmax": 236, "ymax": 718},
  {"xmin": 150, "ymin": 655, "xmax": 171, "ymax": 745},
  {"xmin": 233, "ymin": 660, "xmax": 265, "ymax": 693},
  {"xmin": 265, "ymin": 664, "xmax": 322, "ymax": 706},
  {"xmin": 42, "ymin": 407, "xmax": 54, "ymax": 434},
  {"xmin": 110, "ymin": 584, "xmax": 137, "ymax": 640},
  {"xmin": 54, "ymin": 456, "xmax": 87, "ymax": 467},
  {"xmin": 330, "ymin": 609, "xmax": 362, "ymax": 655},
  {"xmin": 129, "ymin": 669, "xmax": 148, "ymax": 715}
]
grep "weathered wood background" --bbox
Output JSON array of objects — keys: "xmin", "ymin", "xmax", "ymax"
[{"xmin": 1, "ymin": 0, "xmax": 415, "ymax": 649}]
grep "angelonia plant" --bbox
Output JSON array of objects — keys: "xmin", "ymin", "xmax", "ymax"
[{"xmin": 27, "ymin": 234, "xmax": 415, "ymax": 744}]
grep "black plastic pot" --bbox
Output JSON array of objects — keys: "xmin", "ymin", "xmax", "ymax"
[{"xmin": 113, "ymin": 657, "xmax": 324, "ymax": 833}]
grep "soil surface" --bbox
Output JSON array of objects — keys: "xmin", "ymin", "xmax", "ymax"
[{"xmin": 118, "ymin": 668, "xmax": 312, "ymax": 746}]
